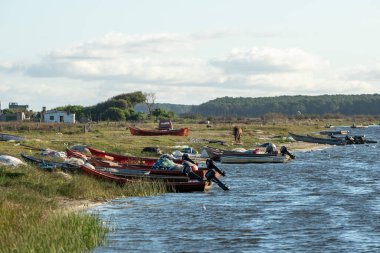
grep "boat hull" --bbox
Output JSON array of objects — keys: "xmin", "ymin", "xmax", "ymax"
[
  {"xmin": 129, "ymin": 126, "xmax": 189, "ymax": 136},
  {"xmin": 80, "ymin": 163, "xmax": 212, "ymax": 192},
  {"xmin": 289, "ymin": 132, "xmax": 346, "ymax": 145},
  {"xmin": 220, "ymin": 154, "xmax": 289, "ymax": 164}
]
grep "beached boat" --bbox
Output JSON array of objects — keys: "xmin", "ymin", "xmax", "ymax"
[
  {"xmin": 87, "ymin": 146, "xmax": 161, "ymax": 166},
  {"xmin": 80, "ymin": 163, "xmax": 214, "ymax": 192},
  {"xmin": 21, "ymin": 153, "xmax": 80, "ymax": 172},
  {"xmin": 66, "ymin": 148, "xmax": 209, "ymax": 178},
  {"xmin": 129, "ymin": 126, "xmax": 189, "ymax": 136},
  {"xmin": 289, "ymin": 132, "xmax": 346, "ymax": 145},
  {"xmin": 0, "ymin": 133, "xmax": 24, "ymax": 142}
]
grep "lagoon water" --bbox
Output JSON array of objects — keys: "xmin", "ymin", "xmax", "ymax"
[{"xmin": 91, "ymin": 126, "xmax": 380, "ymax": 253}]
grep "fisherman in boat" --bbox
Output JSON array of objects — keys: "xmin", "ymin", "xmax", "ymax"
[
  {"xmin": 265, "ymin": 143, "xmax": 278, "ymax": 155},
  {"xmin": 345, "ymin": 135, "xmax": 355, "ymax": 144},
  {"xmin": 151, "ymin": 154, "xmax": 198, "ymax": 172}
]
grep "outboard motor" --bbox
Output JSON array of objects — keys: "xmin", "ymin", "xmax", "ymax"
[
  {"xmin": 182, "ymin": 153, "xmax": 196, "ymax": 164},
  {"xmin": 206, "ymin": 159, "xmax": 226, "ymax": 177},
  {"xmin": 280, "ymin": 146, "xmax": 295, "ymax": 159},
  {"xmin": 205, "ymin": 159, "xmax": 229, "ymax": 191}
]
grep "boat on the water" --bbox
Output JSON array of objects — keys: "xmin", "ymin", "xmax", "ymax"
[
  {"xmin": 289, "ymin": 132, "xmax": 346, "ymax": 145},
  {"xmin": 129, "ymin": 126, "xmax": 189, "ymax": 136},
  {"xmin": 220, "ymin": 153, "xmax": 291, "ymax": 164},
  {"xmin": 204, "ymin": 146, "xmax": 294, "ymax": 163},
  {"xmin": 351, "ymin": 124, "xmax": 369, "ymax": 129}
]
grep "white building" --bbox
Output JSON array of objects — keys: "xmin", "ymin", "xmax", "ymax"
[{"xmin": 43, "ymin": 110, "xmax": 75, "ymax": 123}]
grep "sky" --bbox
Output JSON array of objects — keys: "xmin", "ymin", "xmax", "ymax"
[{"xmin": 1, "ymin": 0, "xmax": 380, "ymax": 111}]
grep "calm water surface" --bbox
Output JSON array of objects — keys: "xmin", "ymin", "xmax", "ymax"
[{"xmin": 91, "ymin": 126, "xmax": 380, "ymax": 253}]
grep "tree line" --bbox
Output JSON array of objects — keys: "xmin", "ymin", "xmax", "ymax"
[
  {"xmin": 54, "ymin": 91, "xmax": 174, "ymax": 122},
  {"xmin": 189, "ymin": 94, "xmax": 380, "ymax": 117}
]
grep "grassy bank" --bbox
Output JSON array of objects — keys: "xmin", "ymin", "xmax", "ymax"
[{"xmin": 0, "ymin": 118, "xmax": 364, "ymax": 252}]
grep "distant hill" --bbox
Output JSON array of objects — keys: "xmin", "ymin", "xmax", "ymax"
[
  {"xmin": 189, "ymin": 94, "xmax": 380, "ymax": 117},
  {"xmin": 134, "ymin": 103, "xmax": 193, "ymax": 115}
]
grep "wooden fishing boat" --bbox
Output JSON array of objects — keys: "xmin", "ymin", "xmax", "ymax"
[
  {"xmin": 80, "ymin": 163, "xmax": 214, "ymax": 192},
  {"xmin": 289, "ymin": 132, "xmax": 346, "ymax": 145},
  {"xmin": 90, "ymin": 165, "xmax": 197, "ymax": 182},
  {"xmin": 87, "ymin": 146, "xmax": 161, "ymax": 166},
  {"xmin": 129, "ymin": 126, "xmax": 189, "ymax": 136},
  {"xmin": 0, "ymin": 133, "xmax": 24, "ymax": 142}
]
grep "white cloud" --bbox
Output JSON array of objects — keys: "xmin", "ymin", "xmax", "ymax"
[
  {"xmin": 210, "ymin": 47, "xmax": 327, "ymax": 75},
  {"xmin": 342, "ymin": 65, "xmax": 380, "ymax": 82},
  {"xmin": 2, "ymin": 32, "xmax": 380, "ymax": 110}
]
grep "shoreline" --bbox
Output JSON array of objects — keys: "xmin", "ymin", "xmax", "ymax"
[{"xmin": 61, "ymin": 142, "xmax": 329, "ymax": 213}]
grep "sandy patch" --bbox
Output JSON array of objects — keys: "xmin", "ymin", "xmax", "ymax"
[{"xmin": 58, "ymin": 198, "xmax": 106, "ymax": 213}]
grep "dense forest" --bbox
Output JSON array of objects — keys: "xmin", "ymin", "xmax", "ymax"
[{"xmin": 190, "ymin": 94, "xmax": 380, "ymax": 117}]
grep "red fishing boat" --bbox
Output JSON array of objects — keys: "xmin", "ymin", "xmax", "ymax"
[
  {"xmin": 129, "ymin": 126, "xmax": 189, "ymax": 136},
  {"xmin": 86, "ymin": 146, "xmax": 160, "ymax": 166},
  {"xmin": 66, "ymin": 148, "xmax": 205, "ymax": 178},
  {"xmin": 80, "ymin": 163, "xmax": 213, "ymax": 192}
]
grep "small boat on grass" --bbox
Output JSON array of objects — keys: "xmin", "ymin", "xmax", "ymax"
[
  {"xmin": 86, "ymin": 146, "xmax": 162, "ymax": 166},
  {"xmin": 129, "ymin": 126, "xmax": 189, "ymax": 136},
  {"xmin": 21, "ymin": 153, "xmax": 80, "ymax": 172},
  {"xmin": 0, "ymin": 133, "xmax": 24, "ymax": 142}
]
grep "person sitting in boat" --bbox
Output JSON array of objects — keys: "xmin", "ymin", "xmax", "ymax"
[
  {"xmin": 152, "ymin": 154, "xmax": 198, "ymax": 172},
  {"xmin": 345, "ymin": 135, "xmax": 355, "ymax": 144},
  {"xmin": 265, "ymin": 143, "xmax": 278, "ymax": 155}
]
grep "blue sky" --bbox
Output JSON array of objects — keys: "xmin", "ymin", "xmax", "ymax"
[{"xmin": 1, "ymin": 0, "xmax": 380, "ymax": 110}]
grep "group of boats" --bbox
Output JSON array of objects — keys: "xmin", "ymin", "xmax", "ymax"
[
  {"xmin": 289, "ymin": 131, "xmax": 377, "ymax": 146},
  {"xmin": 4, "ymin": 123, "xmax": 378, "ymax": 193},
  {"xmin": 21, "ymin": 146, "xmax": 229, "ymax": 192}
]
